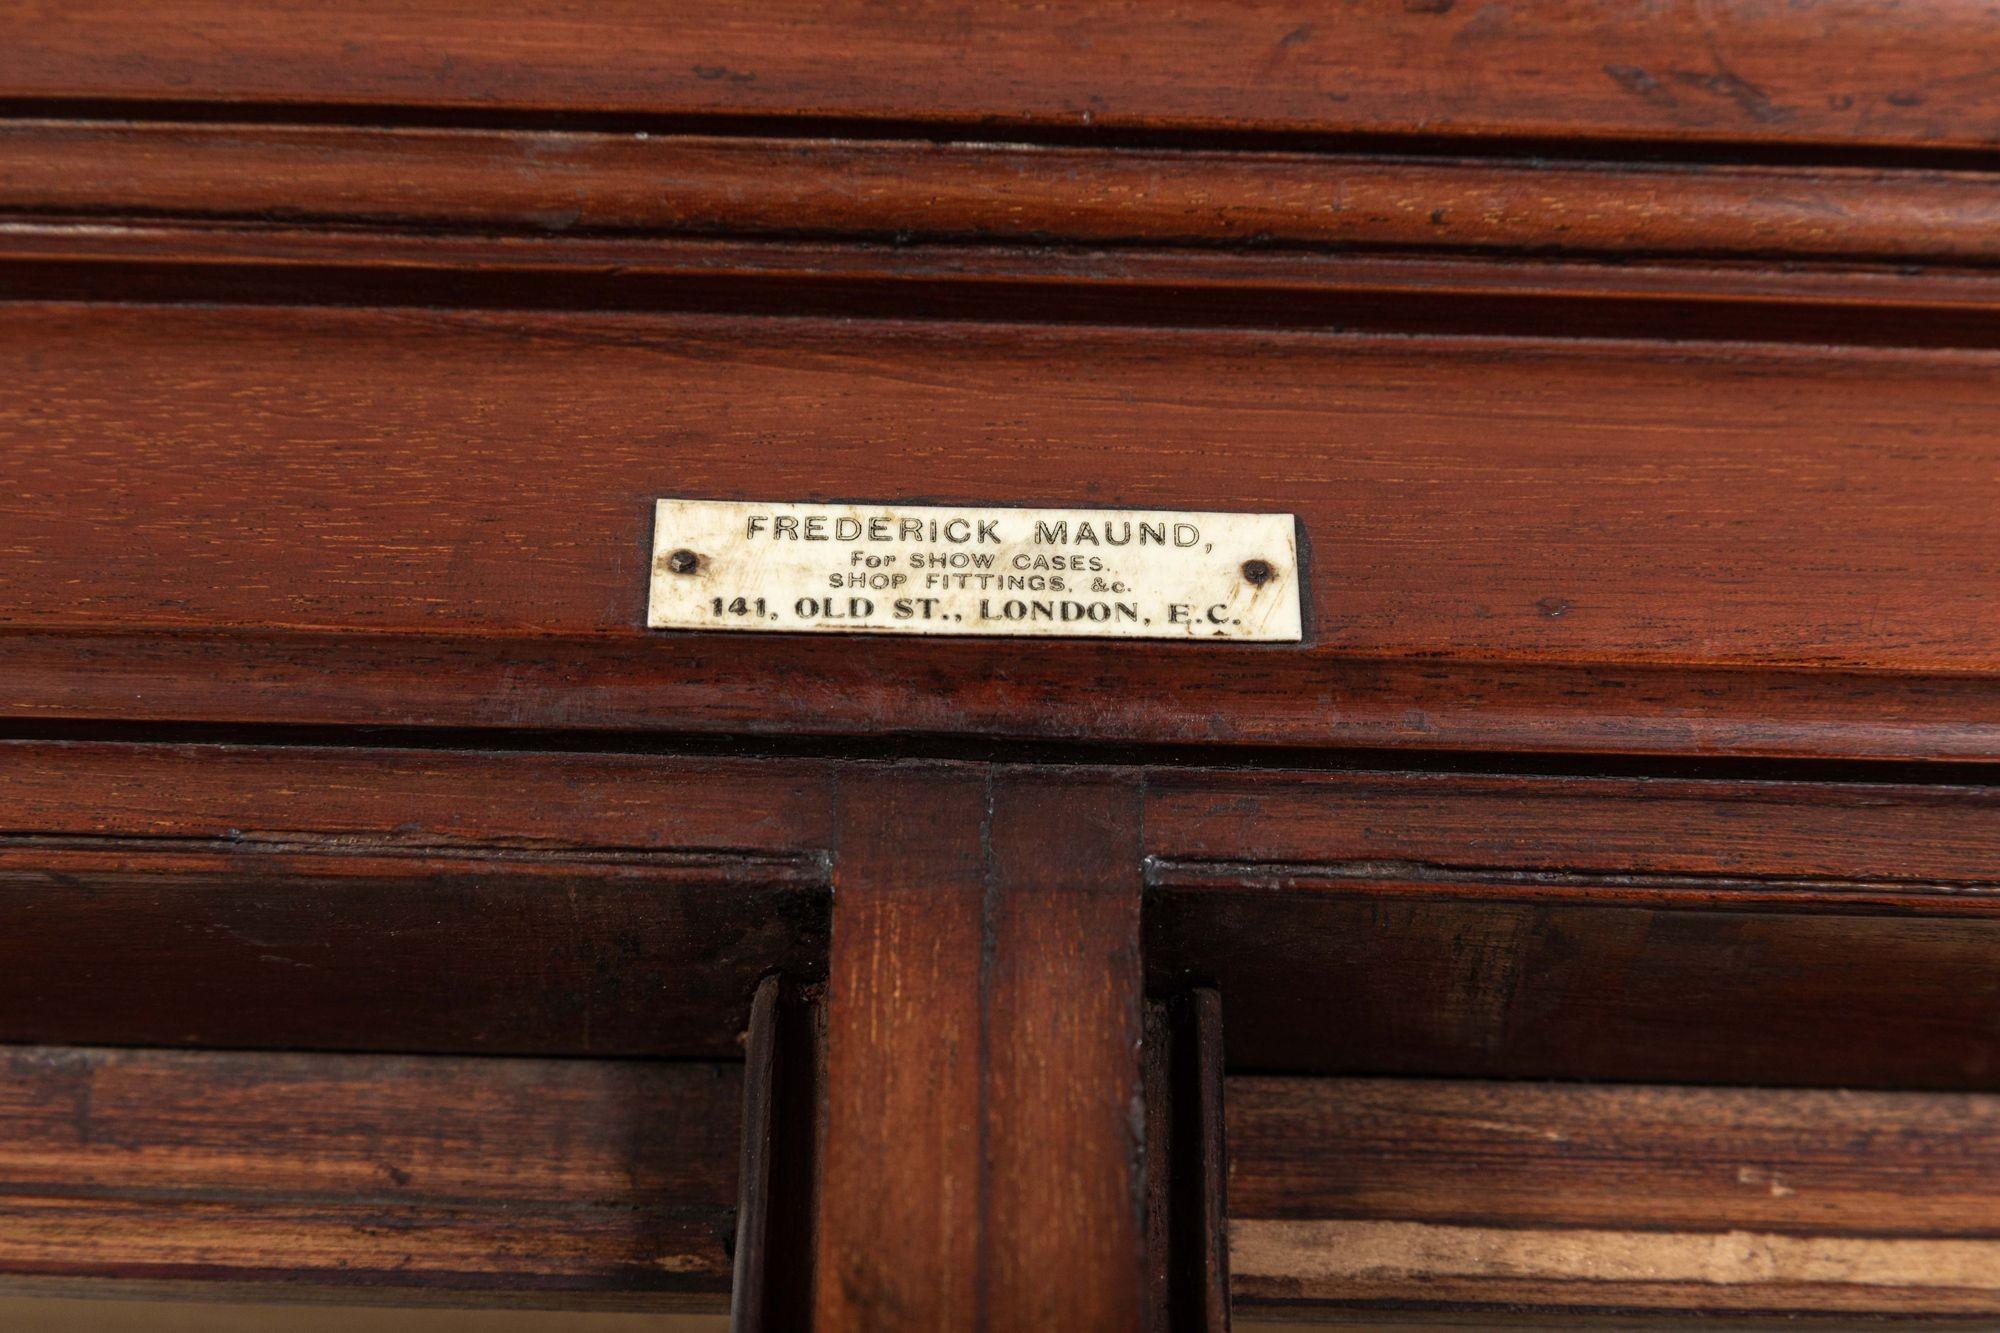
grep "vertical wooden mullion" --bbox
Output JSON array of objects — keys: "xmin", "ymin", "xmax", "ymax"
[
  {"xmin": 814, "ymin": 763, "xmax": 1148, "ymax": 1332},
  {"xmin": 816, "ymin": 765, "xmax": 990, "ymax": 1331},
  {"xmin": 984, "ymin": 768, "xmax": 1147, "ymax": 1331}
]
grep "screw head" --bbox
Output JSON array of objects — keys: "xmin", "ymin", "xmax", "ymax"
[
  {"xmin": 1240, "ymin": 558, "xmax": 1275, "ymax": 586},
  {"xmin": 666, "ymin": 548, "xmax": 701, "ymax": 574}
]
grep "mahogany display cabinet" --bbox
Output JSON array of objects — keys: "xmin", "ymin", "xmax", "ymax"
[{"xmin": 3, "ymin": 2, "xmax": 2000, "ymax": 1328}]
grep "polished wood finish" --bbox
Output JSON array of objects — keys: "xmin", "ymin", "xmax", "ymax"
[
  {"xmin": 984, "ymin": 772, "xmax": 1146, "ymax": 1331},
  {"xmin": 5, "ymin": 303, "xmax": 1990, "ymax": 672},
  {"xmin": 6, "ymin": 1, "xmax": 1995, "ymax": 152},
  {"xmin": 5, "ymin": 303, "xmax": 1997, "ymax": 759},
  {"xmin": 0, "ymin": 739, "xmax": 1996, "ymax": 1314},
  {"xmin": 7, "ymin": 3, "xmax": 2000, "ymax": 766},
  {"xmin": 1146, "ymin": 768, "xmax": 2000, "ymax": 883},
  {"xmin": 817, "ymin": 768, "xmax": 1147, "ymax": 1331},
  {"xmin": 13, "ymin": 120, "xmax": 2000, "ymax": 265},
  {"xmin": 0, "ymin": 740, "xmax": 834, "ymax": 852},
  {"xmin": 6, "ymin": 0, "xmax": 1999, "ymax": 1324},
  {"xmin": 816, "ymin": 767, "xmax": 987, "ymax": 1330}
]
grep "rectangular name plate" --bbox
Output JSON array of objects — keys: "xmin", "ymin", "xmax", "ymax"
[{"xmin": 648, "ymin": 499, "xmax": 1301, "ymax": 641}]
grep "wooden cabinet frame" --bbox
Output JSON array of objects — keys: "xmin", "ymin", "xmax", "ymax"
[
  {"xmin": 6, "ymin": 2, "xmax": 2000, "ymax": 1324},
  {"xmin": 4, "ymin": 740, "xmax": 1997, "ymax": 1324}
]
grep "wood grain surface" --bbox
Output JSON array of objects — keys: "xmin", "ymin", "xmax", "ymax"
[
  {"xmin": 7, "ymin": 304, "xmax": 1990, "ymax": 665},
  {"xmin": 9, "ymin": 0, "xmax": 2000, "ymax": 1324},
  {"xmin": 0, "ymin": 740, "xmax": 831, "ymax": 1055},
  {"xmin": 4, "ymin": 302, "xmax": 1996, "ymax": 758},
  {"xmin": 12, "ymin": 737, "xmax": 1997, "ymax": 1082},
  {"xmin": 4, "ymin": 1, "xmax": 1996, "ymax": 154},
  {"xmin": 0, "ymin": 1044, "xmax": 740, "ymax": 1304},
  {"xmin": 1230, "ymin": 1076, "xmax": 2000, "ymax": 1316},
  {"xmin": 1146, "ymin": 768, "xmax": 2000, "ymax": 882},
  {"xmin": 983, "ymin": 772, "xmax": 1146, "ymax": 1332},
  {"xmin": 4, "ymin": 739, "xmax": 2000, "ymax": 1312},
  {"xmin": 1147, "ymin": 766, "xmax": 2000, "ymax": 1087},
  {"xmin": 0, "ymin": 739, "xmax": 834, "ymax": 851},
  {"xmin": 12, "ymin": 223, "xmax": 2000, "ymax": 355},
  {"xmin": 2, "ymin": 5, "xmax": 1997, "ymax": 762},
  {"xmin": 818, "ymin": 767, "xmax": 1147, "ymax": 1332},
  {"xmin": 1152, "ymin": 885, "xmax": 2000, "ymax": 1089},
  {"xmin": 0, "ymin": 839, "xmax": 823, "ymax": 1057},
  {"xmin": 816, "ymin": 766, "xmax": 988, "ymax": 1330},
  {"xmin": 10, "ymin": 120, "xmax": 2000, "ymax": 265}
]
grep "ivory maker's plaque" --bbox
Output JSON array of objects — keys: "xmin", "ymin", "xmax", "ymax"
[{"xmin": 648, "ymin": 500, "xmax": 1302, "ymax": 641}]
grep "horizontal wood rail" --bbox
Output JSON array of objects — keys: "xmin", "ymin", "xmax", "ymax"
[
  {"xmin": 0, "ymin": 838, "xmax": 825, "ymax": 1057},
  {"xmin": 4, "ymin": 296, "xmax": 1998, "ymax": 762},
  {"xmin": 0, "ymin": 1044, "xmax": 741, "ymax": 1305},
  {"xmin": 4, "ymin": 0, "xmax": 1998, "ymax": 157},
  {"xmin": 1231, "ymin": 1077, "xmax": 2000, "ymax": 1317},
  {"xmin": 6, "ymin": 121, "xmax": 2000, "ymax": 267}
]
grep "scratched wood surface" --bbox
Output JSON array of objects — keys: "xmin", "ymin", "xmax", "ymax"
[
  {"xmin": 3, "ymin": 303, "xmax": 1997, "ymax": 758},
  {"xmin": 4, "ymin": 1, "xmax": 1995, "ymax": 152},
  {"xmin": 0, "ymin": 1044, "xmax": 740, "ymax": 1305},
  {"xmin": 3, "ymin": 741, "xmax": 2000, "ymax": 1317},
  {"xmin": 0, "ymin": 6, "xmax": 1997, "ymax": 758},
  {"xmin": 817, "ymin": 768, "xmax": 1147, "ymax": 1331},
  {"xmin": 1230, "ymin": 1077, "xmax": 2000, "ymax": 1316},
  {"xmin": 1147, "ymin": 766, "xmax": 2000, "ymax": 1088},
  {"xmin": 0, "ymin": 739, "xmax": 830, "ymax": 1056},
  {"xmin": 5, "ymin": 2, "xmax": 2000, "ymax": 1324}
]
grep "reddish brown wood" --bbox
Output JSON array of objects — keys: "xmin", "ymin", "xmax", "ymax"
[
  {"xmin": 818, "ymin": 766, "xmax": 1147, "ymax": 1331},
  {"xmin": 1229, "ymin": 1076, "xmax": 2000, "ymax": 1316},
  {"xmin": 0, "ymin": 1044, "xmax": 740, "ymax": 1304},
  {"xmin": 816, "ymin": 765, "xmax": 986, "ymax": 1331},
  {"xmin": 1152, "ymin": 885, "xmax": 2000, "ymax": 1088},
  {"xmin": 4, "ymin": 303, "xmax": 1998, "ymax": 760},
  {"xmin": 14, "ymin": 221, "xmax": 2000, "ymax": 356},
  {"xmin": 984, "ymin": 770, "xmax": 1146, "ymax": 1332},
  {"xmin": 10, "ymin": 121, "xmax": 2000, "ymax": 265},
  {"xmin": 0, "ymin": 739, "xmax": 833, "ymax": 853},
  {"xmin": 8, "ymin": 2, "xmax": 2000, "ymax": 1325},
  {"xmin": 0, "ymin": 838, "xmax": 823, "ymax": 1057},
  {"xmin": 11, "ymin": 635, "xmax": 1998, "ymax": 762},
  {"xmin": 4, "ymin": 1, "xmax": 1995, "ymax": 153},
  {"xmin": 0, "ymin": 741, "xmax": 832, "ymax": 1056},
  {"xmin": 7, "ymin": 303, "xmax": 1992, "ymax": 669},
  {"xmin": 1146, "ymin": 767, "xmax": 2000, "ymax": 1088},
  {"xmin": 1146, "ymin": 769, "xmax": 2000, "ymax": 883},
  {"xmin": 1230, "ymin": 1076, "xmax": 2000, "ymax": 1234}
]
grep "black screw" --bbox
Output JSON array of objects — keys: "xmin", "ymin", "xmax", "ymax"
[
  {"xmin": 666, "ymin": 548, "xmax": 702, "ymax": 574},
  {"xmin": 1241, "ymin": 558, "xmax": 1275, "ymax": 586}
]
